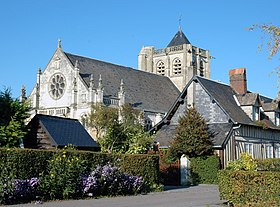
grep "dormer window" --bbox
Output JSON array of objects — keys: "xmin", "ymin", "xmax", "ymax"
[
  {"xmin": 252, "ymin": 106, "xmax": 260, "ymax": 121},
  {"xmin": 173, "ymin": 58, "xmax": 182, "ymax": 75},
  {"xmin": 157, "ymin": 61, "xmax": 165, "ymax": 76}
]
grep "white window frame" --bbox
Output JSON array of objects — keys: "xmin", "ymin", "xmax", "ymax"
[
  {"xmin": 265, "ymin": 145, "xmax": 274, "ymax": 158},
  {"xmin": 252, "ymin": 106, "xmax": 260, "ymax": 121},
  {"xmin": 275, "ymin": 112, "xmax": 280, "ymax": 126},
  {"xmin": 275, "ymin": 145, "xmax": 280, "ymax": 158},
  {"xmin": 244, "ymin": 143, "xmax": 253, "ymax": 156}
]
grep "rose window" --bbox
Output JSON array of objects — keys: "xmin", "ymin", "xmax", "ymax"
[{"xmin": 49, "ymin": 73, "xmax": 66, "ymax": 99}]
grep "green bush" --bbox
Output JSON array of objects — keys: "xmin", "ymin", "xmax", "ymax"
[
  {"xmin": 190, "ymin": 155, "xmax": 220, "ymax": 184},
  {"xmin": 256, "ymin": 158, "xmax": 280, "ymax": 171},
  {"xmin": 227, "ymin": 153, "xmax": 257, "ymax": 171},
  {"xmin": 39, "ymin": 146, "xmax": 86, "ymax": 200},
  {"xmin": 218, "ymin": 170, "xmax": 280, "ymax": 206}
]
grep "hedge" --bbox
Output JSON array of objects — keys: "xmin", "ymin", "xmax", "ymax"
[
  {"xmin": 190, "ymin": 155, "xmax": 220, "ymax": 184},
  {"xmin": 218, "ymin": 170, "xmax": 280, "ymax": 206},
  {"xmin": 0, "ymin": 148, "xmax": 159, "ymax": 185},
  {"xmin": 256, "ymin": 158, "xmax": 280, "ymax": 171}
]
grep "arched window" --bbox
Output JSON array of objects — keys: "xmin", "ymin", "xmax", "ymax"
[
  {"xmin": 157, "ymin": 61, "xmax": 165, "ymax": 76},
  {"xmin": 173, "ymin": 58, "xmax": 182, "ymax": 75}
]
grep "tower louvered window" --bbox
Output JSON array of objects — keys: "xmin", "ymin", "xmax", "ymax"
[
  {"xmin": 157, "ymin": 61, "xmax": 165, "ymax": 76},
  {"xmin": 173, "ymin": 58, "xmax": 182, "ymax": 75},
  {"xmin": 199, "ymin": 59, "xmax": 204, "ymax": 77}
]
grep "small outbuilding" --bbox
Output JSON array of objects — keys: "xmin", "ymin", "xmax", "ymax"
[{"xmin": 24, "ymin": 114, "xmax": 99, "ymax": 151}]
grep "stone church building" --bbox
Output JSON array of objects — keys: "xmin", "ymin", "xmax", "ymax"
[{"xmin": 26, "ymin": 29, "xmax": 209, "ymax": 136}]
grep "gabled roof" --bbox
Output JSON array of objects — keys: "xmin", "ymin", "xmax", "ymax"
[
  {"xmin": 152, "ymin": 75, "xmax": 276, "ymax": 133},
  {"xmin": 33, "ymin": 114, "xmax": 99, "ymax": 148},
  {"xmin": 259, "ymin": 95, "xmax": 279, "ymax": 112},
  {"xmin": 64, "ymin": 52, "xmax": 180, "ymax": 113},
  {"xmin": 196, "ymin": 76, "xmax": 254, "ymax": 125},
  {"xmin": 167, "ymin": 29, "xmax": 191, "ymax": 47},
  {"xmin": 235, "ymin": 93, "xmax": 261, "ymax": 106}
]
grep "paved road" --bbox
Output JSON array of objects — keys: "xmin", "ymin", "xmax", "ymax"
[{"xmin": 5, "ymin": 185, "xmax": 227, "ymax": 207}]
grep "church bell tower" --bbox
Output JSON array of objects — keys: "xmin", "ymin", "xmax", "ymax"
[{"xmin": 138, "ymin": 28, "xmax": 210, "ymax": 91}]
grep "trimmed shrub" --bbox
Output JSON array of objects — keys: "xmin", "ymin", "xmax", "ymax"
[
  {"xmin": 218, "ymin": 170, "xmax": 280, "ymax": 206},
  {"xmin": 256, "ymin": 158, "xmax": 280, "ymax": 171},
  {"xmin": 190, "ymin": 155, "xmax": 220, "ymax": 184}
]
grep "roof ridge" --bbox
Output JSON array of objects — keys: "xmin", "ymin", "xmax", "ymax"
[
  {"xmin": 64, "ymin": 51, "xmax": 175, "ymax": 79},
  {"xmin": 36, "ymin": 114, "xmax": 79, "ymax": 121},
  {"xmin": 196, "ymin": 76, "xmax": 231, "ymax": 88}
]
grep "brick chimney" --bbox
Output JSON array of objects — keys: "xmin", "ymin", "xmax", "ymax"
[{"xmin": 229, "ymin": 68, "xmax": 247, "ymax": 95}]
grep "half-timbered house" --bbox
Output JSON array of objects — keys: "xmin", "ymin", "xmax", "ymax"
[{"xmin": 153, "ymin": 68, "xmax": 280, "ymax": 167}]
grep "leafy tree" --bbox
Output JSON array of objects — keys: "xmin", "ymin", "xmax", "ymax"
[
  {"xmin": 82, "ymin": 103, "xmax": 118, "ymax": 139},
  {"xmin": 88, "ymin": 103, "xmax": 153, "ymax": 154},
  {"xmin": 0, "ymin": 88, "xmax": 30, "ymax": 148},
  {"xmin": 168, "ymin": 107, "xmax": 213, "ymax": 160}
]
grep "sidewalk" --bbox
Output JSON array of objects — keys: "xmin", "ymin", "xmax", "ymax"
[{"xmin": 4, "ymin": 184, "xmax": 227, "ymax": 207}]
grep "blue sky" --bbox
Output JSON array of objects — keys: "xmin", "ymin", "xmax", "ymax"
[{"xmin": 1, "ymin": 0, "xmax": 280, "ymax": 99}]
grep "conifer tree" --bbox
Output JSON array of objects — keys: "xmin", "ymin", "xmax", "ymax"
[{"xmin": 169, "ymin": 107, "xmax": 213, "ymax": 159}]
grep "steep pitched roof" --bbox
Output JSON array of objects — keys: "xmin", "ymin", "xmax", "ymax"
[
  {"xmin": 34, "ymin": 114, "xmax": 99, "ymax": 148},
  {"xmin": 196, "ymin": 76, "xmax": 254, "ymax": 125},
  {"xmin": 167, "ymin": 29, "xmax": 191, "ymax": 47},
  {"xmin": 64, "ymin": 52, "xmax": 180, "ymax": 113}
]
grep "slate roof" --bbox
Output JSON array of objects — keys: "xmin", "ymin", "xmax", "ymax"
[
  {"xmin": 235, "ymin": 93, "xmax": 260, "ymax": 106},
  {"xmin": 167, "ymin": 29, "xmax": 191, "ymax": 47},
  {"xmin": 154, "ymin": 123, "xmax": 233, "ymax": 148},
  {"xmin": 259, "ymin": 95, "xmax": 279, "ymax": 111},
  {"xmin": 208, "ymin": 123, "xmax": 233, "ymax": 148},
  {"xmin": 64, "ymin": 52, "xmax": 180, "ymax": 113},
  {"xmin": 35, "ymin": 114, "xmax": 99, "ymax": 148},
  {"xmin": 153, "ymin": 75, "xmax": 280, "ymax": 150},
  {"xmin": 196, "ymin": 76, "xmax": 254, "ymax": 125}
]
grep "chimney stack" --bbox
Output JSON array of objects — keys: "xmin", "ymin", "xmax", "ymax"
[{"xmin": 229, "ymin": 68, "xmax": 247, "ymax": 95}]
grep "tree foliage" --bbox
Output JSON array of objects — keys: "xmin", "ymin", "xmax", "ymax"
[
  {"xmin": 84, "ymin": 103, "xmax": 153, "ymax": 154},
  {"xmin": 168, "ymin": 107, "xmax": 213, "ymax": 159},
  {"xmin": 249, "ymin": 23, "xmax": 280, "ymax": 59},
  {"xmin": 0, "ymin": 88, "xmax": 30, "ymax": 148},
  {"xmin": 82, "ymin": 104, "xmax": 118, "ymax": 139}
]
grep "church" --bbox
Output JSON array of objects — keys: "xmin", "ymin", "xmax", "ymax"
[{"xmin": 26, "ymin": 28, "xmax": 210, "ymax": 134}]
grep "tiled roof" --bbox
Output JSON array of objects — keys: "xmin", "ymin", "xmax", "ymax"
[
  {"xmin": 65, "ymin": 52, "xmax": 180, "ymax": 113},
  {"xmin": 167, "ymin": 29, "xmax": 191, "ymax": 47},
  {"xmin": 35, "ymin": 114, "xmax": 99, "ymax": 148}
]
